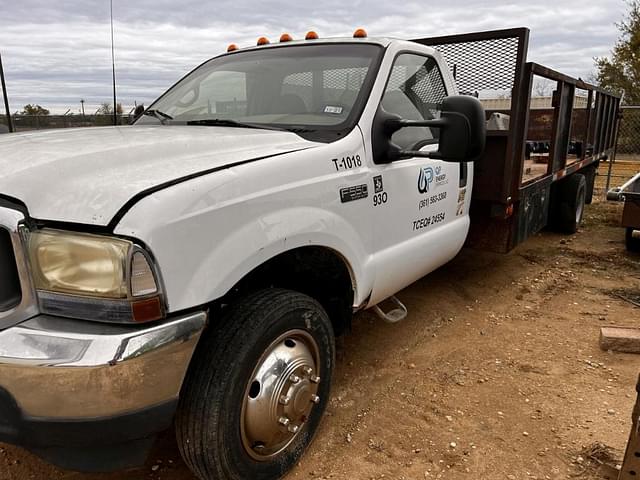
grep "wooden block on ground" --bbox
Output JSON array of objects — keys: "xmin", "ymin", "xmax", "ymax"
[{"xmin": 600, "ymin": 326, "xmax": 640, "ymax": 353}]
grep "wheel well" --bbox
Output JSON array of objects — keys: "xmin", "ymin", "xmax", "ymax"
[{"xmin": 214, "ymin": 247, "xmax": 355, "ymax": 336}]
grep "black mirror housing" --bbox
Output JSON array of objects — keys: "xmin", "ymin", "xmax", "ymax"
[
  {"xmin": 372, "ymin": 95, "xmax": 486, "ymax": 164},
  {"xmin": 371, "ymin": 108, "xmax": 406, "ymax": 164},
  {"xmin": 129, "ymin": 104, "xmax": 145, "ymax": 124},
  {"xmin": 437, "ymin": 95, "xmax": 486, "ymax": 162}
]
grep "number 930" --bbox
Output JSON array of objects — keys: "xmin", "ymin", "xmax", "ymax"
[{"xmin": 373, "ymin": 192, "xmax": 388, "ymax": 207}]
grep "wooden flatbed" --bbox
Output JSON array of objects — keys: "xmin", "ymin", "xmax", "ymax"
[{"xmin": 414, "ymin": 28, "xmax": 621, "ymax": 252}]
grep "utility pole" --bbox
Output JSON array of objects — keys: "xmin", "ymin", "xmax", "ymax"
[
  {"xmin": 0, "ymin": 53, "xmax": 13, "ymax": 133},
  {"xmin": 110, "ymin": 0, "xmax": 118, "ymax": 126}
]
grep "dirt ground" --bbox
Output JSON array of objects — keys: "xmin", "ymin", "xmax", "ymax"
[{"xmin": 1, "ymin": 161, "xmax": 639, "ymax": 480}]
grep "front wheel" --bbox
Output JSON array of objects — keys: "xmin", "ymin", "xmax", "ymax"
[{"xmin": 176, "ymin": 289, "xmax": 335, "ymax": 480}]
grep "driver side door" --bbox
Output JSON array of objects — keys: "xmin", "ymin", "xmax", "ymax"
[{"xmin": 368, "ymin": 53, "xmax": 468, "ymax": 304}]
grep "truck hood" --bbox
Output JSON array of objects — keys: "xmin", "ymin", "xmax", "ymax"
[{"xmin": 0, "ymin": 126, "xmax": 317, "ymax": 226}]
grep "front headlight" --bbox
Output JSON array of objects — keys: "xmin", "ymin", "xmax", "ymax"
[
  {"xmin": 29, "ymin": 230, "xmax": 130, "ymax": 298},
  {"xmin": 27, "ymin": 229, "xmax": 164, "ymax": 323}
]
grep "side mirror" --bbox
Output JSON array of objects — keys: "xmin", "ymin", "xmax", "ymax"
[
  {"xmin": 372, "ymin": 95, "xmax": 486, "ymax": 164},
  {"xmin": 130, "ymin": 105, "xmax": 145, "ymax": 124}
]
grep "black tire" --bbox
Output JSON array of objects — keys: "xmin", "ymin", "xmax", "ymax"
[
  {"xmin": 549, "ymin": 173, "xmax": 586, "ymax": 234},
  {"xmin": 583, "ymin": 166, "xmax": 597, "ymax": 204},
  {"xmin": 176, "ymin": 288, "xmax": 335, "ymax": 480},
  {"xmin": 627, "ymin": 227, "xmax": 640, "ymax": 252}
]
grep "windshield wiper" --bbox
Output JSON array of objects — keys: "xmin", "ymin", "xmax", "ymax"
[
  {"xmin": 186, "ymin": 118, "xmax": 319, "ymax": 135},
  {"xmin": 186, "ymin": 118, "xmax": 286, "ymax": 131},
  {"xmin": 283, "ymin": 126, "xmax": 316, "ymax": 133},
  {"xmin": 143, "ymin": 109, "xmax": 173, "ymax": 124}
]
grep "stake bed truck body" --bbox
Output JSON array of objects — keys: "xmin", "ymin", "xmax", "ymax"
[{"xmin": 0, "ymin": 27, "xmax": 620, "ymax": 480}]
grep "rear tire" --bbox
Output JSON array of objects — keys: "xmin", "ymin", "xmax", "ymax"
[
  {"xmin": 627, "ymin": 227, "xmax": 640, "ymax": 252},
  {"xmin": 176, "ymin": 288, "xmax": 335, "ymax": 480},
  {"xmin": 549, "ymin": 173, "xmax": 586, "ymax": 234},
  {"xmin": 583, "ymin": 166, "xmax": 597, "ymax": 204}
]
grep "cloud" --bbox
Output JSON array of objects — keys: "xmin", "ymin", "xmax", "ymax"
[{"xmin": 0, "ymin": 0, "xmax": 626, "ymax": 113}]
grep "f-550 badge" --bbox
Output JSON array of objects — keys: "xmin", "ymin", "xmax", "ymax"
[{"xmin": 340, "ymin": 184, "xmax": 368, "ymax": 203}]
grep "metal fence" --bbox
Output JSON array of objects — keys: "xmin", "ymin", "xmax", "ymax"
[
  {"xmin": 618, "ymin": 106, "xmax": 640, "ymax": 156},
  {"xmin": 0, "ymin": 114, "xmax": 132, "ymax": 131},
  {"xmin": 1, "ymin": 107, "xmax": 638, "ymax": 158}
]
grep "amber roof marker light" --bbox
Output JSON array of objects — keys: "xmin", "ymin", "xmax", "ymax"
[
  {"xmin": 353, "ymin": 28, "xmax": 368, "ymax": 38},
  {"xmin": 257, "ymin": 36, "xmax": 270, "ymax": 46},
  {"xmin": 305, "ymin": 31, "xmax": 319, "ymax": 40},
  {"xmin": 227, "ymin": 43, "xmax": 238, "ymax": 52},
  {"xmin": 279, "ymin": 33, "xmax": 293, "ymax": 42}
]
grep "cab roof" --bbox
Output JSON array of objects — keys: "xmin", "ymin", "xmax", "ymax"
[{"xmin": 229, "ymin": 36, "xmax": 394, "ymax": 54}]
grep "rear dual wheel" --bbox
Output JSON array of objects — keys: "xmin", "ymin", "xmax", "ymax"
[
  {"xmin": 627, "ymin": 227, "xmax": 640, "ymax": 252},
  {"xmin": 583, "ymin": 165, "xmax": 597, "ymax": 205},
  {"xmin": 549, "ymin": 173, "xmax": 586, "ymax": 234},
  {"xmin": 176, "ymin": 289, "xmax": 335, "ymax": 480}
]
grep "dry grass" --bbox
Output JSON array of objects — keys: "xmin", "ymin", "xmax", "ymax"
[
  {"xmin": 580, "ymin": 442, "xmax": 619, "ymax": 466},
  {"xmin": 571, "ymin": 442, "xmax": 621, "ymax": 479}
]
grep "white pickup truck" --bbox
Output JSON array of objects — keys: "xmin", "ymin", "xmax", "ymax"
[{"xmin": 0, "ymin": 28, "xmax": 619, "ymax": 480}]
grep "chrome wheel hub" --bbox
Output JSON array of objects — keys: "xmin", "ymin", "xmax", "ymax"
[{"xmin": 241, "ymin": 330, "xmax": 321, "ymax": 461}]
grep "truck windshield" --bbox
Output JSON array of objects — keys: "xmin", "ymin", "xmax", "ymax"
[{"xmin": 136, "ymin": 43, "xmax": 383, "ymax": 142}]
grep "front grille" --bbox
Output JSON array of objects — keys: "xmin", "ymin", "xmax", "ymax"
[
  {"xmin": 0, "ymin": 206, "xmax": 38, "ymax": 329},
  {"xmin": 0, "ymin": 228, "xmax": 21, "ymax": 311}
]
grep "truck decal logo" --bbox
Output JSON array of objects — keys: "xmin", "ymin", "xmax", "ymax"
[
  {"xmin": 435, "ymin": 165, "xmax": 449, "ymax": 188},
  {"xmin": 340, "ymin": 184, "xmax": 368, "ymax": 203},
  {"xmin": 418, "ymin": 167, "xmax": 434, "ymax": 194},
  {"xmin": 373, "ymin": 175, "xmax": 384, "ymax": 193},
  {"xmin": 372, "ymin": 175, "xmax": 388, "ymax": 207}
]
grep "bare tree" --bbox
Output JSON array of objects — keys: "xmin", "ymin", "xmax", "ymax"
[
  {"xmin": 595, "ymin": 1, "xmax": 640, "ymax": 104},
  {"xmin": 21, "ymin": 104, "xmax": 50, "ymax": 116},
  {"xmin": 533, "ymin": 80, "xmax": 554, "ymax": 98}
]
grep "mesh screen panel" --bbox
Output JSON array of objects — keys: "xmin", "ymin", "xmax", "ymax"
[
  {"xmin": 387, "ymin": 67, "xmax": 407, "ymax": 92},
  {"xmin": 324, "ymin": 68, "xmax": 368, "ymax": 90},
  {"xmin": 282, "ymin": 68, "xmax": 369, "ymax": 109},
  {"xmin": 412, "ymin": 65, "xmax": 448, "ymax": 106},
  {"xmin": 283, "ymin": 72, "xmax": 312, "ymax": 87},
  {"xmin": 283, "ymin": 68, "xmax": 368, "ymax": 90},
  {"xmin": 386, "ymin": 58, "xmax": 447, "ymax": 118},
  {"xmin": 424, "ymin": 36, "xmax": 520, "ymax": 95}
]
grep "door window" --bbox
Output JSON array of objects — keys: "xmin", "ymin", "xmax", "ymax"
[{"xmin": 381, "ymin": 54, "xmax": 448, "ymax": 150}]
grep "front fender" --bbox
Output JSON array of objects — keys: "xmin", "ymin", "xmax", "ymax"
[
  {"xmin": 191, "ymin": 206, "xmax": 370, "ymax": 307},
  {"xmin": 114, "ymin": 133, "xmax": 373, "ymax": 312},
  {"xmin": 120, "ymin": 205, "xmax": 371, "ymax": 312}
]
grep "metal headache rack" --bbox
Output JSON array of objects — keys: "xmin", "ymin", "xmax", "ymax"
[{"xmin": 413, "ymin": 28, "xmax": 621, "ymax": 252}]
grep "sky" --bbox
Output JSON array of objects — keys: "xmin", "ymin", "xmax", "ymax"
[{"xmin": 0, "ymin": 0, "xmax": 628, "ymax": 115}]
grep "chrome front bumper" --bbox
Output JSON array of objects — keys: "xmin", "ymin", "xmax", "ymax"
[{"xmin": 0, "ymin": 310, "xmax": 206, "ymax": 419}]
